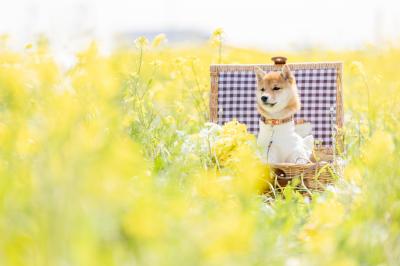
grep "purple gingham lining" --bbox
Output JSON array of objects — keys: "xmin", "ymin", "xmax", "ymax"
[{"xmin": 217, "ymin": 68, "xmax": 337, "ymax": 146}]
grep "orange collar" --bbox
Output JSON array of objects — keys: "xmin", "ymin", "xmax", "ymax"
[{"xmin": 261, "ymin": 116, "xmax": 294, "ymax": 126}]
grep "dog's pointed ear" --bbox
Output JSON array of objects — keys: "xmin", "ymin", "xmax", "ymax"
[
  {"xmin": 254, "ymin": 67, "xmax": 266, "ymax": 83},
  {"xmin": 280, "ymin": 65, "xmax": 294, "ymax": 82}
]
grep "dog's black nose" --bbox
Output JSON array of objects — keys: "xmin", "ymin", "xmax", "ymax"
[{"xmin": 261, "ymin": 96, "xmax": 268, "ymax": 103}]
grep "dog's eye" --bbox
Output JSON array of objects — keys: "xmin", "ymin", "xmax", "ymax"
[
  {"xmin": 261, "ymin": 88, "xmax": 265, "ymax": 92},
  {"xmin": 273, "ymin": 87, "xmax": 281, "ymax": 91}
]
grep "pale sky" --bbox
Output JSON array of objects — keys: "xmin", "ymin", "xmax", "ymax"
[{"xmin": 1, "ymin": 0, "xmax": 400, "ymax": 51}]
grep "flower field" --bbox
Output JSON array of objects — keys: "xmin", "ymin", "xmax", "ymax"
[{"xmin": 0, "ymin": 32, "xmax": 400, "ymax": 265}]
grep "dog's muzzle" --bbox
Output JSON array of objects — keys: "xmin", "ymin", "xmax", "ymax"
[
  {"xmin": 261, "ymin": 96, "xmax": 268, "ymax": 103},
  {"xmin": 261, "ymin": 96, "xmax": 277, "ymax": 107}
]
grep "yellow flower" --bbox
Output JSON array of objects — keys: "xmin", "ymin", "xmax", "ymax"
[
  {"xmin": 164, "ymin": 115, "xmax": 175, "ymax": 125},
  {"xmin": 134, "ymin": 36, "xmax": 149, "ymax": 49},
  {"xmin": 202, "ymin": 211, "xmax": 255, "ymax": 260},
  {"xmin": 211, "ymin": 120, "xmax": 256, "ymax": 166},
  {"xmin": 175, "ymin": 102, "xmax": 184, "ymax": 113},
  {"xmin": 212, "ymin": 27, "xmax": 224, "ymax": 38},
  {"xmin": 122, "ymin": 197, "xmax": 166, "ymax": 240},
  {"xmin": 362, "ymin": 130, "xmax": 394, "ymax": 166},
  {"xmin": 344, "ymin": 164, "xmax": 362, "ymax": 184},
  {"xmin": 150, "ymin": 59, "xmax": 163, "ymax": 68},
  {"xmin": 174, "ymin": 57, "xmax": 186, "ymax": 67},
  {"xmin": 350, "ymin": 61, "xmax": 366, "ymax": 76},
  {"xmin": 152, "ymin": 33, "xmax": 167, "ymax": 47},
  {"xmin": 210, "ymin": 27, "xmax": 224, "ymax": 48},
  {"xmin": 300, "ymin": 199, "xmax": 345, "ymax": 255}
]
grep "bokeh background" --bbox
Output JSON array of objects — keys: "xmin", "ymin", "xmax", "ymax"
[{"xmin": 2, "ymin": 0, "xmax": 400, "ymax": 51}]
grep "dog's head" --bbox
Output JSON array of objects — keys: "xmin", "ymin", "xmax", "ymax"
[{"xmin": 255, "ymin": 65, "xmax": 300, "ymax": 119}]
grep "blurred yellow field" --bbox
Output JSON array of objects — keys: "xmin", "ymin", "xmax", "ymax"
[{"xmin": 0, "ymin": 31, "xmax": 399, "ymax": 265}]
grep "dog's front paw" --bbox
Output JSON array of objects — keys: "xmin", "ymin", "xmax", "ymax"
[
  {"xmin": 303, "ymin": 135, "xmax": 314, "ymax": 150},
  {"xmin": 295, "ymin": 122, "xmax": 313, "ymax": 137},
  {"xmin": 286, "ymin": 150, "xmax": 312, "ymax": 164}
]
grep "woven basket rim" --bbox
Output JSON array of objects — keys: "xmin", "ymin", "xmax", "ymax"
[
  {"xmin": 269, "ymin": 161, "xmax": 328, "ymax": 167},
  {"xmin": 210, "ymin": 62, "xmax": 343, "ymax": 72}
]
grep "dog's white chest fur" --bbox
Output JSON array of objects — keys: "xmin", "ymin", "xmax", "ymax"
[{"xmin": 257, "ymin": 120, "xmax": 314, "ymax": 164}]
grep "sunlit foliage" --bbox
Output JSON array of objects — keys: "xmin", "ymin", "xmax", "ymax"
[{"xmin": 0, "ymin": 33, "xmax": 399, "ymax": 265}]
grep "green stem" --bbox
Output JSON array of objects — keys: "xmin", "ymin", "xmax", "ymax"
[
  {"xmin": 137, "ymin": 47, "xmax": 143, "ymax": 75},
  {"xmin": 361, "ymin": 75, "xmax": 372, "ymax": 136}
]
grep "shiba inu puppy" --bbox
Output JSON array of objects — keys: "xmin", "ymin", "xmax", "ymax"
[{"xmin": 255, "ymin": 65, "xmax": 314, "ymax": 164}]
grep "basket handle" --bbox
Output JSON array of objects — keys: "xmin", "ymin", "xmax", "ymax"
[{"xmin": 271, "ymin": 56, "xmax": 287, "ymax": 65}]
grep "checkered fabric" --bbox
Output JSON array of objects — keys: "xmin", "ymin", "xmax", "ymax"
[{"xmin": 217, "ymin": 68, "xmax": 337, "ymax": 146}]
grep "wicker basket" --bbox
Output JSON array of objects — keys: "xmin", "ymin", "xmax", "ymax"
[
  {"xmin": 209, "ymin": 57, "xmax": 344, "ymax": 193},
  {"xmin": 269, "ymin": 160, "xmax": 337, "ymax": 194}
]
